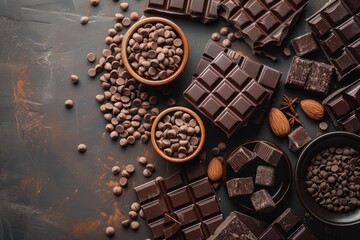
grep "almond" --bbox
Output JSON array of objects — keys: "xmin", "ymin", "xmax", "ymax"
[
  {"xmin": 300, "ymin": 99, "xmax": 325, "ymax": 121},
  {"xmin": 269, "ymin": 108, "xmax": 290, "ymax": 137},
  {"xmin": 207, "ymin": 157, "xmax": 223, "ymax": 182}
]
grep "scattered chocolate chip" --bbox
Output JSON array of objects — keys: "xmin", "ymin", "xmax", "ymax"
[
  {"xmin": 220, "ymin": 27, "xmax": 229, "ymax": 36},
  {"xmin": 319, "ymin": 122, "xmax": 328, "ymax": 131},
  {"xmin": 211, "ymin": 32, "xmax": 221, "ymax": 41},
  {"xmin": 119, "ymin": 177, "xmax": 128, "ymax": 187},
  {"xmin": 65, "ymin": 99, "xmax": 74, "ymax": 109},
  {"xmin": 218, "ymin": 142, "xmax": 227, "ymax": 152},
  {"xmin": 80, "ymin": 16, "xmax": 89, "ymax": 25},
  {"xmin": 146, "ymin": 163, "xmax": 155, "ymax": 172},
  {"xmin": 121, "ymin": 169, "xmax": 130, "ymax": 178},
  {"xmin": 113, "ymin": 186, "xmax": 123, "ymax": 196},
  {"xmin": 129, "ymin": 210, "xmax": 138, "ymax": 219},
  {"xmin": 283, "ymin": 47, "xmax": 291, "ymax": 57},
  {"xmin": 121, "ymin": 219, "xmax": 130, "ymax": 228},
  {"xmin": 167, "ymin": 98, "xmax": 176, "ymax": 106},
  {"xmin": 227, "ymin": 32, "xmax": 236, "ymax": 42},
  {"xmin": 77, "ymin": 144, "xmax": 87, "ymax": 153},
  {"xmin": 138, "ymin": 156, "xmax": 148, "ymax": 165},
  {"xmin": 143, "ymin": 168, "xmax": 152, "ymax": 178},
  {"xmin": 120, "ymin": 2, "xmax": 129, "ymax": 11},
  {"xmin": 112, "ymin": 166, "xmax": 121, "ymax": 175},
  {"xmin": 70, "ymin": 74, "xmax": 79, "ymax": 84},
  {"xmin": 222, "ymin": 39, "xmax": 231, "ymax": 48},
  {"xmin": 131, "ymin": 202, "xmax": 141, "ymax": 212},
  {"xmin": 130, "ymin": 12, "xmax": 139, "ymax": 21},
  {"xmin": 211, "ymin": 147, "xmax": 220, "ymax": 156},
  {"xmin": 125, "ymin": 164, "xmax": 135, "ymax": 173},
  {"xmin": 130, "ymin": 221, "xmax": 140, "ymax": 231},
  {"xmin": 90, "ymin": 0, "xmax": 99, "ymax": 7},
  {"xmin": 155, "ymin": 176, "xmax": 164, "ymax": 181}
]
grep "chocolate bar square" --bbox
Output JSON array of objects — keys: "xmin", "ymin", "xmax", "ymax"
[
  {"xmin": 253, "ymin": 141, "xmax": 282, "ymax": 167},
  {"xmin": 288, "ymin": 126, "xmax": 312, "ymax": 152},
  {"xmin": 226, "ymin": 177, "xmax": 254, "ymax": 197},
  {"xmin": 227, "ymin": 146, "xmax": 256, "ymax": 172},
  {"xmin": 250, "ymin": 189, "xmax": 275, "ymax": 212},
  {"xmin": 290, "ymin": 32, "xmax": 318, "ymax": 56},
  {"xmin": 255, "ymin": 165, "xmax": 275, "ymax": 187}
]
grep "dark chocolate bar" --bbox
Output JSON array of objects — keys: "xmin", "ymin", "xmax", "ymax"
[
  {"xmin": 323, "ymin": 78, "xmax": 360, "ymax": 133},
  {"xmin": 250, "ymin": 189, "xmax": 275, "ymax": 212},
  {"xmin": 288, "ymin": 126, "xmax": 312, "ymax": 152},
  {"xmin": 285, "ymin": 56, "xmax": 334, "ymax": 95},
  {"xmin": 253, "ymin": 141, "xmax": 282, "ymax": 167},
  {"xmin": 227, "ymin": 177, "xmax": 254, "ymax": 197},
  {"xmin": 227, "ymin": 146, "xmax": 256, "ymax": 173},
  {"xmin": 184, "ymin": 52, "xmax": 270, "ymax": 137},
  {"xmin": 255, "ymin": 165, "xmax": 275, "ymax": 187},
  {"xmin": 208, "ymin": 211, "xmax": 269, "ymax": 240},
  {"xmin": 218, "ymin": 0, "xmax": 309, "ymax": 49},
  {"xmin": 144, "ymin": 0, "xmax": 220, "ymax": 23},
  {"xmin": 193, "ymin": 40, "xmax": 281, "ymax": 125},
  {"xmin": 258, "ymin": 208, "xmax": 317, "ymax": 240},
  {"xmin": 307, "ymin": 0, "xmax": 360, "ymax": 80},
  {"xmin": 290, "ymin": 32, "xmax": 318, "ymax": 56},
  {"xmin": 134, "ymin": 163, "xmax": 223, "ymax": 240}
]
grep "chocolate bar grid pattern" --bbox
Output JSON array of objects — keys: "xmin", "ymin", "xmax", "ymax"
[
  {"xmin": 134, "ymin": 164, "xmax": 223, "ymax": 240},
  {"xmin": 193, "ymin": 40, "xmax": 281, "ymax": 125},
  {"xmin": 323, "ymin": 79, "xmax": 360, "ymax": 133},
  {"xmin": 307, "ymin": 0, "xmax": 360, "ymax": 79},
  {"xmin": 184, "ymin": 52, "xmax": 269, "ymax": 137},
  {"xmin": 219, "ymin": 0, "xmax": 308, "ymax": 48},
  {"xmin": 258, "ymin": 208, "xmax": 316, "ymax": 240},
  {"xmin": 144, "ymin": 0, "xmax": 220, "ymax": 23}
]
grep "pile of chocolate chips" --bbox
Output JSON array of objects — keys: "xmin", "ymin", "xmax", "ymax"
[{"xmin": 306, "ymin": 146, "xmax": 360, "ymax": 212}]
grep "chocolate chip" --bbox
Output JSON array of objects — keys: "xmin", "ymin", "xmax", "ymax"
[
  {"xmin": 122, "ymin": 17, "xmax": 131, "ymax": 27},
  {"xmin": 125, "ymin": 164, "xmax": 135, "ymax": 173},
  {"xmin": 105, "ymin": 226, "xmax": 115, "ymax": 237},
  {"xmin": 222, "ymin": 39, "xmax": 231, "ymax": 47},
  {"xmin": 80, "ymin": 16, "xmax": 89, "ymax": 25},
  {"xmin": 121, "ymin": 170, "xmax": 130, "ymax": 178},
  {"xmin": 121, "ymin": 219, "xmax": 130, "ymax": 228},
  {"xmin": 129, "ymin": 210, "xmax": 138, "ymax": 219},
  {"xmin": 130, "ymin": 12, "xmax": 139, "ymax": 21},
  {"xmin": 220, "ymin": 27, "xmax": 229, "ymax": 36},
  {"xmin": 283, "ymin": 47, "xmax": 291, "ymax": 57},
  {"xmin": 319, "ymin": 122, "xmax": 328, "ymax": 131},
  {"xmin": 77, "ymin": 144, "xmax": 87, "ymax": 153},
  {"xmin": 143, "ymin": 168, "xmax": 152, "ymax": 178},
  {"xmin": 218, "ymin": 142, "xmax": 227, "ymax": 152},
  {"xmin": 119, "ymin": 177, "xmax": 128, "ymax": 187},
  {"xmin": 70, "ymin": 74, "xmax": 79, "ymax": 84},
  {"xmin": 130, "ymin": 221, "xmax": 140, "ymax": 231},
  {"xmin": 120, "ymin": 2, "xmax": 129, "ymax": 11},
  {"xmin": 131, "ymin": 202, "xmax": 141, "ymax": 212},
  {"xmin": 112, "ymin": 166, "xmax": 121, "ymax": 175},
  {"xmin": 90, "ymin": 0, "xmax": 99, "ymax": 7},
  {"xmin": 65, "ymin": 99, "xmax": 74, "ymax": 109},
  {"xmin": 113, "ymin": 186, "xmax": 123, "ymax": 196},
  {"xmin": 211, "ymin": 32, "xmax": 221, "ymax": 41},
  {"xmin": 227, "ymin": 32, "xmax": 236, "ymax": 42},
  {"xmin": 167, "ymin": 98, "xmax": 176, "ymax": 106}
]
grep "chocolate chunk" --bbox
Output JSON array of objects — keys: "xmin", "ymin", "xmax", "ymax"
[
  {"xmin": 144, "ymin": 0, "xmax": 220, "ymax": 23},
  {"xmin": 226, "ymin": 177, "xmax": 254, "ymax": 197},
  {"xmin": 253, "ymin": 141, "xmax": 282, "ymax": 167},
  {"xmin": 288, "ymin": 126, "xmax": 312, "ymax": 152},
  {"xmin": 192, "ymin": 40, "xmax": 281, "ymax": 125},
  {"xmin": 255, "ymin": 165, "xmax": 275, "ymax": 187},
  {"xmin": 250, "ymin": 189, "xmax": 275, "ymax": 212},
  {"xmin": 208, "ymin": 211, "xmax": 269, "ymax": 240},
  {"xmin": 291, "ymin": 32, "xmax": 318, "ymax": 56},
  {"xmin": 323, "ymin": 79, "xmax": 360, "ymax": 133},
  {"xmin": 219, "ymin": 0, "xmax": 309, "ymax": 49},
  {"xmin": 163, "ymin": 214, "xmax": 181, "ymax": 239},
  {"xmin": 258, "ymin": 208, "xmax": 316, "ymax": 240},
  {"xmin": 227, "ymin": 146, "xmax": 256, "ymax": 173},
  {"xmin": 134, "ymin": 163, "xmax": 223, "ymax": 240},
  {"xmin": 184, "ymin": 52, "xmax": 269, "ymax": 137},
  {"xmin": 285, "ymin": 56, "xmax": 334, "ymax": 96},
  {"xmin": 307, "ymin": 0, "xmax": 360, "ymax": 80}
]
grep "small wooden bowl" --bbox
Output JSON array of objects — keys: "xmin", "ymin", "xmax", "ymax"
[
  {"xmin": 151, "ymin": 107, "xmax": 205, "ymax": 163},
  {"xmin": 121, "ymin": 17, "xmax": 189, "ymax": 86}
]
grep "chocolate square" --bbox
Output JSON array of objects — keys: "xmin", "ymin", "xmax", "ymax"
[
  {"xmin": 253, "ymin": 141, "xmax": 282, "ymax": 167},
  {"xmin": 227, "ymin": 146, "xmax": 256, "ymax": 173},
  {"xmin": 226, "ymin": 177, "xmax": 254, "ymax": 197},
  {"xmin": 291, "ymin": 32, "xmax": 318, "ymax": 56},
  {"xmin": 250, "ymin": 189, "xmax": 275, "ymax": 212},
  {"xmin": 255, "ymin": 165, "xmax": 275, "ymax": 187},
  {"xmin": 288, "ymin": 126, "xmax": 312, "ymax": 152}
]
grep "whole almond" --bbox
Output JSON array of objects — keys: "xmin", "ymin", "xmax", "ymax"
[
  {"xmin": 207, "ymin": 157, "xmax": 223, "ymax": 182},
  {"xmin": 300, "ymin": 99, "xmax": 325, "ymax": 121},
  {"xmin": 269, "ymin": 108, "xmax": 290, "ymax": 137}
]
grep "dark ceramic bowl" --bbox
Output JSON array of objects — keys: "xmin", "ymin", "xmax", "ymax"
[
  {"xmin": 223, "ymin": 140, "xmax": 292, "ymax": 213},
  {"xmin": 295, "ymin": 131, "xmax": 360, "ymax": 226}
]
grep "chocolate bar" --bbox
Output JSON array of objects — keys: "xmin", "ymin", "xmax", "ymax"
[
  {"xmin": 134, "ymin": 163, "xmax": 223, "ymax": 239},
  {"xmin": 258, "ymin": 208, "xmax": 317, "ymax": 240},
  {"xmin": 218, "ymin": 0, "xmax": 309, "ymax": 49},
  {"xmin": 285, "ymin": 56, "xmax": 334, "ymax": 96},
  {"xmin": 144, "ymin": 0, "xmax": 220, "ymax": 23},
  {"xmin": 288, "ymin": 126, "xmax": 312, "ymax": 152},
  {"xmin": 255, "ymin": 165, "xmax": 275, "ymax": 187},
  {"xmin": 290, "ymin": 32, "xmax": 318, "ymax": 56},
  {"xmin": 226, "ymin": 177, "xmax": 254, "ymax": 197},
  {"xmin": 227, "ymin": 146, "xmax": 256, "ymax": 173},
  {"xmin": 193, "ymin": 40, "xmax": 282, "ymax": 125},
  {"xmin": 307, "ymin": 0, "xmax": 360, "ymax": 80},
  {"xmin": 208, "ymin": 211, "xmax": 269, "ymax": 240},
  {"xmin": 184, "ymin": 52, "xmax": 269, "ymax": 137},
  {"xmin": 323, "ymin": 78, "xmax": 360, "ymax": 133},
  {"xmin": 253, "ymin": 141, "xmax": 282, "ymax": 167},
  {"xmin": 250, "ymin": 189, "xmax": 275, "ymax": 212}
]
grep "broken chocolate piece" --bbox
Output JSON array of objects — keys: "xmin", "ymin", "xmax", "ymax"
[
  {"xmin": 285, "ymin": 56, "xmax": 334, "ymax": 96},
  {"xmin": 258, "ymin": 208, "xmax": 317, "ymax": 240},
  {"xmin": 288, "ymin": 126, "xmax": 312, "ymax": 152},
  {"xmin": 291, "ymin": 32, "xmax": 318, "ymax": 56},
  {"xmin": 226, "ymin": 177, "xmax": 254, "ymax": 197},
  {"xmin": 227, "ymin": 146, "xmax": 256, "ymax": 173},
  {"xmin": 250, "ymin": 189, "xmax": 275, "ymax": 212},
  {"xmin": 255, "ymin": 165, "xmax": 275, "ymax": 187},
  {"xmin": 253, "ymin": 141, "xmax": 282, "ymax": 167},
  {"xmin": 163, "ymin": 214, "xmax": 181, "ymax": 238},
  {"xmin": 208, "ymin": 211, "xmax": 269, "ymax": 240}
]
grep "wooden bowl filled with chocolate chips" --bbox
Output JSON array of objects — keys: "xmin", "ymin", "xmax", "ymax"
[
  {"xmin": 150, "ymin": 106, "xmax": 205, "ymax": 163},
  {"xmin": 121, "ymin": 17, "xmax": 189, "ymax": 86}
]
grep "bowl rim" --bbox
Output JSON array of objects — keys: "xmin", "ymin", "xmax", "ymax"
[
  {"xmin": 222, "ymin": 139, "xmax": 292, "ymax": 213},
  {"xmin": 295, "ymin": 131, "xmax": 360, "ymax": 226},
  {"xmin": 150, "ymin": 106, "xmax": 205, "ymax": 163},
  {"xmin": 121, "ymin": 17, "xmax": 189, "ymax": 86}
]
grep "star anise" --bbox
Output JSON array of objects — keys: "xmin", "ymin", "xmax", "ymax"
[
  {"xmin": 285, "ymin": 111, "xmax": 302, "ymax": 127},
  {"xmin": 281, "ymin": 95, "xmax": 298, "ymax": 114}
]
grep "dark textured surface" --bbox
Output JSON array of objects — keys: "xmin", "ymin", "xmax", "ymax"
[{"xmin": 0, "ymin": 0, "xmax": 359, "ymax": 239}]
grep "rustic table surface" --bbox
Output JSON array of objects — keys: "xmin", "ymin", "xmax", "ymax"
[{"xmin": 1, "ymin": 0, "xmax": 359, "ymax": 239}]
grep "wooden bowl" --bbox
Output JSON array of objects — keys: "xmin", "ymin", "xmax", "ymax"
[
  {"xmin": 121, "ymin": 17, "xmax": 189, "ymax": 86},
  {"xmin": 151, "ymin": 107, "xmax": 205, "ymax": 163}
]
